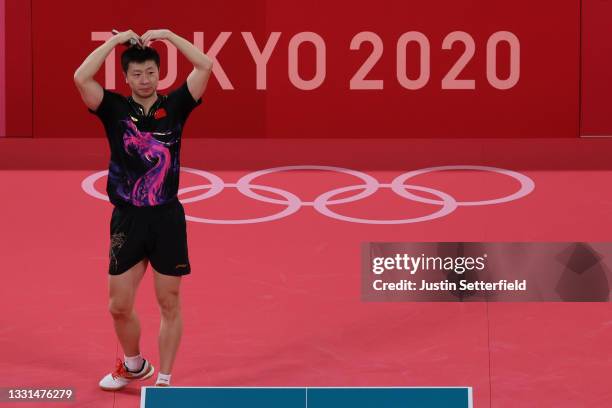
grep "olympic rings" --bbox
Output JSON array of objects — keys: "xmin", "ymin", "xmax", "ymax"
[{"xmin": 81, "ymin": 165, "xmax": 535, "ymax": 225}]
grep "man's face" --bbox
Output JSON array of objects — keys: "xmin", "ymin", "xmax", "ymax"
[{"xmin": 125, "ymin": 60, "xmax": 159, "ymax": 98}]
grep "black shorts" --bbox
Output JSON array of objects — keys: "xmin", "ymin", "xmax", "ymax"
[{"xmin": 109, "ymin": 198, "xmax": 191, "ymax": 276}]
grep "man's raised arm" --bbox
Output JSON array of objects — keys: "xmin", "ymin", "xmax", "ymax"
[
  {"xmin": 73, "ymin": 30, "xmax": 141, "ymax": 111},
  {"xmin": 140, "ymin": 29, "xmax": 214, "ymax": 102}
]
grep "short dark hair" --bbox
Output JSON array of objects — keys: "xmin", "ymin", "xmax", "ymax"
[{"xmin": 121, "ymin": 46, "xmax": 160, "ymax": 73}]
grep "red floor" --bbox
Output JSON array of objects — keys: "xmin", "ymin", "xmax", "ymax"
[{"xmin": 1, "ymin": 138, "xmax": 612, "ymax": 407}]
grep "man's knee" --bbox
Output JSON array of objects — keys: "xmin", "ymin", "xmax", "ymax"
[
  {"xmin": 108, "ymin": 298, "xmax": 133, "ymax": 319},
  {"xmin": 157, "ymin": 292, "xmax": 181, "ymax": 319},
  {"xmin": 108, "ymin": 261, "xmax": 147, "ymax": 319}
]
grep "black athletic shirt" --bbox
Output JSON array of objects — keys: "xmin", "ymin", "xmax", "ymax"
[{"xmin": 88, "ymin": 81, "xmax": 202, "ymax": 208}]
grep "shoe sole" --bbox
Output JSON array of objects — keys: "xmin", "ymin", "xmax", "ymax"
[{"xmin": 99, "ymin": 364, "xmax": 155, "ymax": 391}]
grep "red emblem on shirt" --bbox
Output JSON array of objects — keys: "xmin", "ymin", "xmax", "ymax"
[{"xmin": 154, "ymin": 108, "xmax": 167, "ymax": 120}]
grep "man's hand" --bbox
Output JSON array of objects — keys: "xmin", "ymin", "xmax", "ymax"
[
  {"xmin": 112, "ymin": 29, "xmax": 143, "ymax": 48},
  {"xmin": 140, "ymin": 29, "xmax": 173, "ymax": 47}
]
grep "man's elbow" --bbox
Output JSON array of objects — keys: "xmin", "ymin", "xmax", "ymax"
[
  {"xmin": 198, "ymin": 57, "xmax": 213, "ymax": 72},
  {"xmin": 73, "ymin": 70, "xmax": 84, "ymax": 85},
  {"xmin": 73, "ymin": 69, "xmax": 89, "ymax": 86}
]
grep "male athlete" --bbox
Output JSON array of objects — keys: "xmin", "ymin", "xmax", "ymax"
[{"xmin": 73, "ymin": 29, "xmax": 213, "ymax": 389}]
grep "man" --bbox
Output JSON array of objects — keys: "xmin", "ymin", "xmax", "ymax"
[{"xmin": 73, "ymin": 29, "xmax": 213, "ymax": 390}]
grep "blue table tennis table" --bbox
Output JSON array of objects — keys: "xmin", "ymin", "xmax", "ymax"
[{"xmin": 140, "ymin": 386, "xmax": 473, "ymax": 408}]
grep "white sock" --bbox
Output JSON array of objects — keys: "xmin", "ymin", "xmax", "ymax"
[
  {"xmin": 124, "ymin": 354, "xmax": 144, "ymax": 372},
  {"xmin": 156, "ymin": 372, "xmax": 171, "ymax": 385}
]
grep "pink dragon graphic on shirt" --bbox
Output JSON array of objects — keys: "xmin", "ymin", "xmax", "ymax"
[{"xmin": 121, "ymin": 119, "xmax": 179, "ymax": 207}]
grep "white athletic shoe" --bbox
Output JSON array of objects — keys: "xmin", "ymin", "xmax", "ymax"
[{"xmin": 99, "ymin": 358, "xmax": 154, "ymax": 391}]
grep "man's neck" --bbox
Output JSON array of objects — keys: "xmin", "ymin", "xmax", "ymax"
[{"xmin": 131, "ymin": 92, "xmax": 159, "ymax": 115}]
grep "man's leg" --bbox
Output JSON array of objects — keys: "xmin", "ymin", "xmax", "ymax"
[
  {"xmin": 108, "ymin": 258, "xmax": 148, "ymax": 356},
  {"xmin": 153, "ymin": 269, "xmax": 183, "ymax": 376}
]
